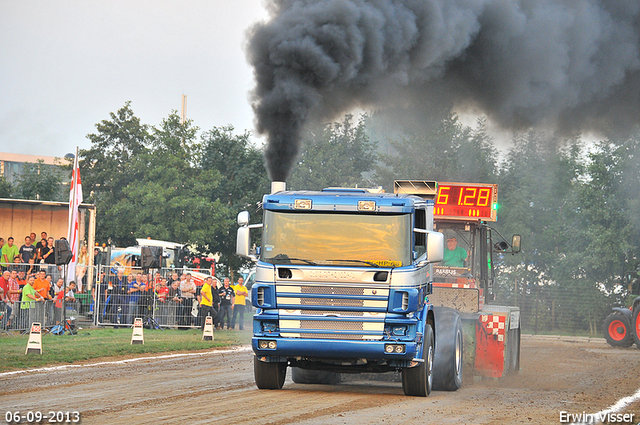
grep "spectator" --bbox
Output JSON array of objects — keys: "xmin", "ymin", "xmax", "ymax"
[
  {"xmin": 218, "ymin": 278, "xmax": 235, "ymax": 330},
  {"xmin": 155, "ymin": 277, "xmax": 169, "ymax": 325},
  {"xmin": 33, "ymin": 270, "xmax": 52, "ymax": 324},
  {"xmin": 96, "ymin": 271, "xmax": 107, "ymax": 322},
  {"xmin": 231, "ymin": 277, "xmax": 248, "ymax": 331},
  {"xmin": 108, "ymin": 270, "xmax": 127, "ymax": 325},
  {"xmin": 0, "ymin": 270, "xmax": 11, "ymax": 328},
  {"xmin": 42, "ymin": 237, "xmax": 59, "ymax": 282},
  {"xmin": 65, "ymin": 281, "xmax": 77, "ymax": 303},
  {"xmin": 211, "ymin": 277, "xmax": 222, "ymax": 328},
  {"xmin": 17, "ymin": 270, "xmax": 26, "ymax": 288},
  {"xmin": 19, "ymin": 236, "xmax": 36, "ymax": 265},
  {"xmin": 35, "ymin": 232, "xmax": 48, "ymax": 252},
  {"xmin": 167, "ymin": 280, "xmax": 182, "ymax": 327},
  {"xmin": 76, "ymin": 244, "xmax": 88, "ymax": 291},
  {"xmin": 9, "ymin": 256, "xmax": 23, "ymax": 273},
  {"xmin": 0, "ymin": 238, "xmax": 4, "ymax": 252},
  {"xmin": 138, "ymin": 274, "xmax": 153, "ymax": 318},
  {"xmin": 7, "ymin": 269, "xmax": 20, "ymax": 328},
  {"xmin": 167, "ymin": 272, "xmax": 179, "ymax": 287},
  {"xmin": 21, "ymin": 275, "xmax": 44, "ymax": 328},
  {"xmin": 1, "ymin": 237, "xmax": 19, "ymax": 271},
  {"xmin": 126, "ymin": 274, "xmax": 141, "ymax": 324},
  {"xmin": 179, "ymin": 273, "xmax": 196, "ymax": 326},
  {"xmin": 198, "ymin": 276, "xmax": 218, "ymax": 329},
  {"xmin": 36, "ymin": 237, "xmax": 47, "ymax": 262},
  {"xmin": 52, "ymin": 277, "xmax": 65, "ymax": 324},
  {"xmin": 33, "ymin": 270, "xmax": 51, "ymax": 301},
  {"xmin": 52, "ymin": 278, "xmax": 65, "ymax": 297},
  {"xmin": 30, "ymin": 233, "xmax": 37, "ymax": 245},
  {"xmin": 25, "ymin": 258, "xmax": 36, "ymax": 277}
]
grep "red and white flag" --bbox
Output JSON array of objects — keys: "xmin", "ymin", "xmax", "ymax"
[{"xmin": 67, "ymin": 151, "xmax": 83, "ymax": 290}]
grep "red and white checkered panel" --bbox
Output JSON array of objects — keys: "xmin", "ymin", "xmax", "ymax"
[
  {"xmin": 481, "ymin": 314, "xmax": 506, "ymax": 342},
  {"xmin": 31, "ymin": 324, "xmax": 41, "ymax": 333},
  {"xmin": 434, "ymin": 282, "xmax": 473, "ymax": 289}
]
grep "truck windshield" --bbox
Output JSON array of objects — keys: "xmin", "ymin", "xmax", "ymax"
[{"xmin": 261, "ymin": 211, "xmax": 411, "ymax": 267}]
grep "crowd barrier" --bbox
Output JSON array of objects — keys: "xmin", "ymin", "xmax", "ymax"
[
  {"xmin": 94, "ymin": 266, "xmax": 227, "ymax": 329},
  {"xmin": 1, "ymin": 263, "xmax": 248, "ymax": 332}
]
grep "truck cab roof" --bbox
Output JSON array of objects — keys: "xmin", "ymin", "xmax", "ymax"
[{"xmin": 263, "ymin": 189, "xmax": 433, "ymax": 214}]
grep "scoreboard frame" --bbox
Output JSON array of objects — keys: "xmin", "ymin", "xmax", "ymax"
[{"xmin": 434, "ymin": 182, "xmax": 498, "ymax": 221}]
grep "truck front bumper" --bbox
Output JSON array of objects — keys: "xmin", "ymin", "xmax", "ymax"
[{"xmin": 252, "ymin": 337, "xmax": 420, "ymax": 362}]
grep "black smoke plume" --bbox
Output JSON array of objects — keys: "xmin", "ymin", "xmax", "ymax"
[{"xmin": 246, "ymin": 0, "xmax": 640, "ymax": 180}]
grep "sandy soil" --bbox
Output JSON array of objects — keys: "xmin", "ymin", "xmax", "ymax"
[{"xmin": 1, "ymin": 336, "xmax": 639, "ymax": 425}]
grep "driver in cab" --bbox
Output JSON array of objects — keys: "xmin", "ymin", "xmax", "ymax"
[{"xmin": 442, "ymin": 236, "xmax": 467, "ymax": 267}]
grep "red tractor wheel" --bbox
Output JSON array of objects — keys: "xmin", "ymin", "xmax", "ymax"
[
  {"xmin": 633, "ymin": 307, "xmax": 640, "ymax": 349},
  {"xmin": 603, "ymin": 312, "xmax": 634, "ymax": 347}
]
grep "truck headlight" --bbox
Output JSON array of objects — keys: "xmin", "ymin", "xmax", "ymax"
[
  {"xmin": 384, "ymin": 344, "xmax": 406, "ymax": 354},
  {"xmin": 258, "ymin": 340, "xmax": 277, "ymax": 350}
]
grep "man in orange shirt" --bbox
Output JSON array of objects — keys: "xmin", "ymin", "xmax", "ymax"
[
  {"xmin": 33, "ymin": 270, "xmax": 51, "ymax": 300},
  {"xmin": 32, "ymin": 269, "xmax": 52, "ymax": 325}
]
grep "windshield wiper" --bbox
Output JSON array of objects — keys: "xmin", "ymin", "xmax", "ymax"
[
  {"xmin": 326, "ymin": 259, "xmax": 381, "ymax": 268},
  {"xmin": 264, "ymin": 254, "xmax": 318, "ymax": 266}
]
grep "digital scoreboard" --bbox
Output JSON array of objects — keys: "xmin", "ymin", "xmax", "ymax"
[{"xmin": 434, "ymin": 182, "xmax": 498, "ymax": 221}]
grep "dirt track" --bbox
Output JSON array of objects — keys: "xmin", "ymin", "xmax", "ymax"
[{"xmin": 1, "ymin": 336, "xmax": 640, "ymax": 425}]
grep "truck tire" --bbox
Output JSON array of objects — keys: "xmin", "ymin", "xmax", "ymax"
[
  {"xmin": 507, "ymin": 326, "xmax": 521, "ymax": 375},
  {"xmin": 632, "ymin": 307, "xmax": 640, "ymax": 349},
  {"xmin": 254, "ymin": 356, "xmax": 287, "ymax": 389},
  {"xmin": 402, "ymin": 324, "xmax": 434, "ymax": 397},
  {"xmin": 432, "ymin": 308, "xmax": 463, "ymax": 391},
  {"xmin": 604, "ymin": 312, "xmax": 634, "ymax": 347},
  {"xmin": 291, "ymin": 368, "xmax": 341, "ymax": 385}
]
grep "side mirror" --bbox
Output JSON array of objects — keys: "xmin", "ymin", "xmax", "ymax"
[
  {"xmin": 236, "ymin": 227, "xmax": 251, "ymax": 258},
  {"xmin": 237, "ymin": 211, "xmax": 250, "ymax": 226},
  {"xmin": 414, "ymin": 229, "xmax": 444, "ymax": 266},
  {"xmin": 512, "ymin": 234, "xmax": 522, "ymax": 253},
  {"xmin": 427, "ymin": 231, "xmax": 444, "ymax": 263}
]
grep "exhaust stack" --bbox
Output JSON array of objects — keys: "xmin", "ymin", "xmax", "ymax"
[{"xmin": 271, "ymin": 181, "xmax": 286, "ymax": 194}]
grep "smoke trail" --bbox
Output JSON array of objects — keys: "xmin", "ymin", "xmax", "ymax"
[{"xmin": 246, "ymin": 0, "xmax": 640, "ymax": 180}]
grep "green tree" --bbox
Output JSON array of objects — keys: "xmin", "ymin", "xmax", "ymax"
[
  {"xmin": 14, "ymin": 159, "xmax": 65, "ymax": 201},
  {"xmin": 79, "ymin": 102, "xmax": 150, "ymax": 245},
  {"xmin": 0, "ymin": 176, "xmax": 12, "ymax": 198},
  {"xmin": 287, "ymin": 114, "xmax": 378, "ymax": 190},
  {"xmin": 494, "ymin": 131, "xmax": 586, "ymax": 333},
  {"xmin": 375, "ymin": 113, "xmax": 497, "ymax": 191},
  {"xmin": 200, "ymin": 125, "xmax": 270, "ymax": 276},
  {"xmin": 110, "ymin": 113, "xmax": 230, "ymax": 248}
]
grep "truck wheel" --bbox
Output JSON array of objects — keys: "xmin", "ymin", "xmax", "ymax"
[
  {"xmin": 254, "ymin": 356, "xmax": 287, "ymax": 389},
  {"xmin": 402, "ymin": 324, "xmax": 434, "ymax": 397},
  {"xmin": 603, "ymin": 312, "xmax": 634, "ymax": 347},
  {"xmin": 632, "ymin": 307, "xmax": 640, "ymax": 349},
  {"xmin": 510, "ymin": 325, "xmax": 521, "ymax": 373},
  {"xmin": 291, "ymin": 368, "xmax": 341, "ymax": 385},
  {"xmin": 432, "ymin": 309, "xmax": 463, "ymax": 391}
]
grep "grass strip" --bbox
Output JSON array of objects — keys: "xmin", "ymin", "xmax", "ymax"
[{"xmin": 0, "ymin": 327, "xmax": 252, "ymax": 373}]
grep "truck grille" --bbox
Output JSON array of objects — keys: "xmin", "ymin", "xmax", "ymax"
[
  {"xmin": 299, "ymin": 320, "xmax": 364, "ymax": 331},
  {"xmin": 300, "ymin": 286, "xmax": 364, "ymax": 296},
  {"xmin": 276, "ymin": 282, "xmax": 388, "ymax": 340},
  {"xmin": 299, "ymin": 310, "xmax": 365, "ymax": 316},
  {"xmin": 299, "ymin": 333, "xmax": 364, "ymax": 340},
  {"xmin": 300, "ymin": 298, "xmax": 364, "ymax": 307}
]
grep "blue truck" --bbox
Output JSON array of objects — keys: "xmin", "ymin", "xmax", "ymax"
[
  {"xmin": 237, "ymin": 180, "xmax": 521, "ymax": 396},
  {"xmin": 237, "ymin": 181, "xmax": 450, "ymax": 396}
]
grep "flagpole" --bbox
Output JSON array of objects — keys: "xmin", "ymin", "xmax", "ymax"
[{"xmin": 64, "ymin": 147, "xmax": 79, "ymax": 334}]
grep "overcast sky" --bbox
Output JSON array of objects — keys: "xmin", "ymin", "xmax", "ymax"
[{"xmin": 0, "ymin": 1, "xmax": 270, "ymax": 157}]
